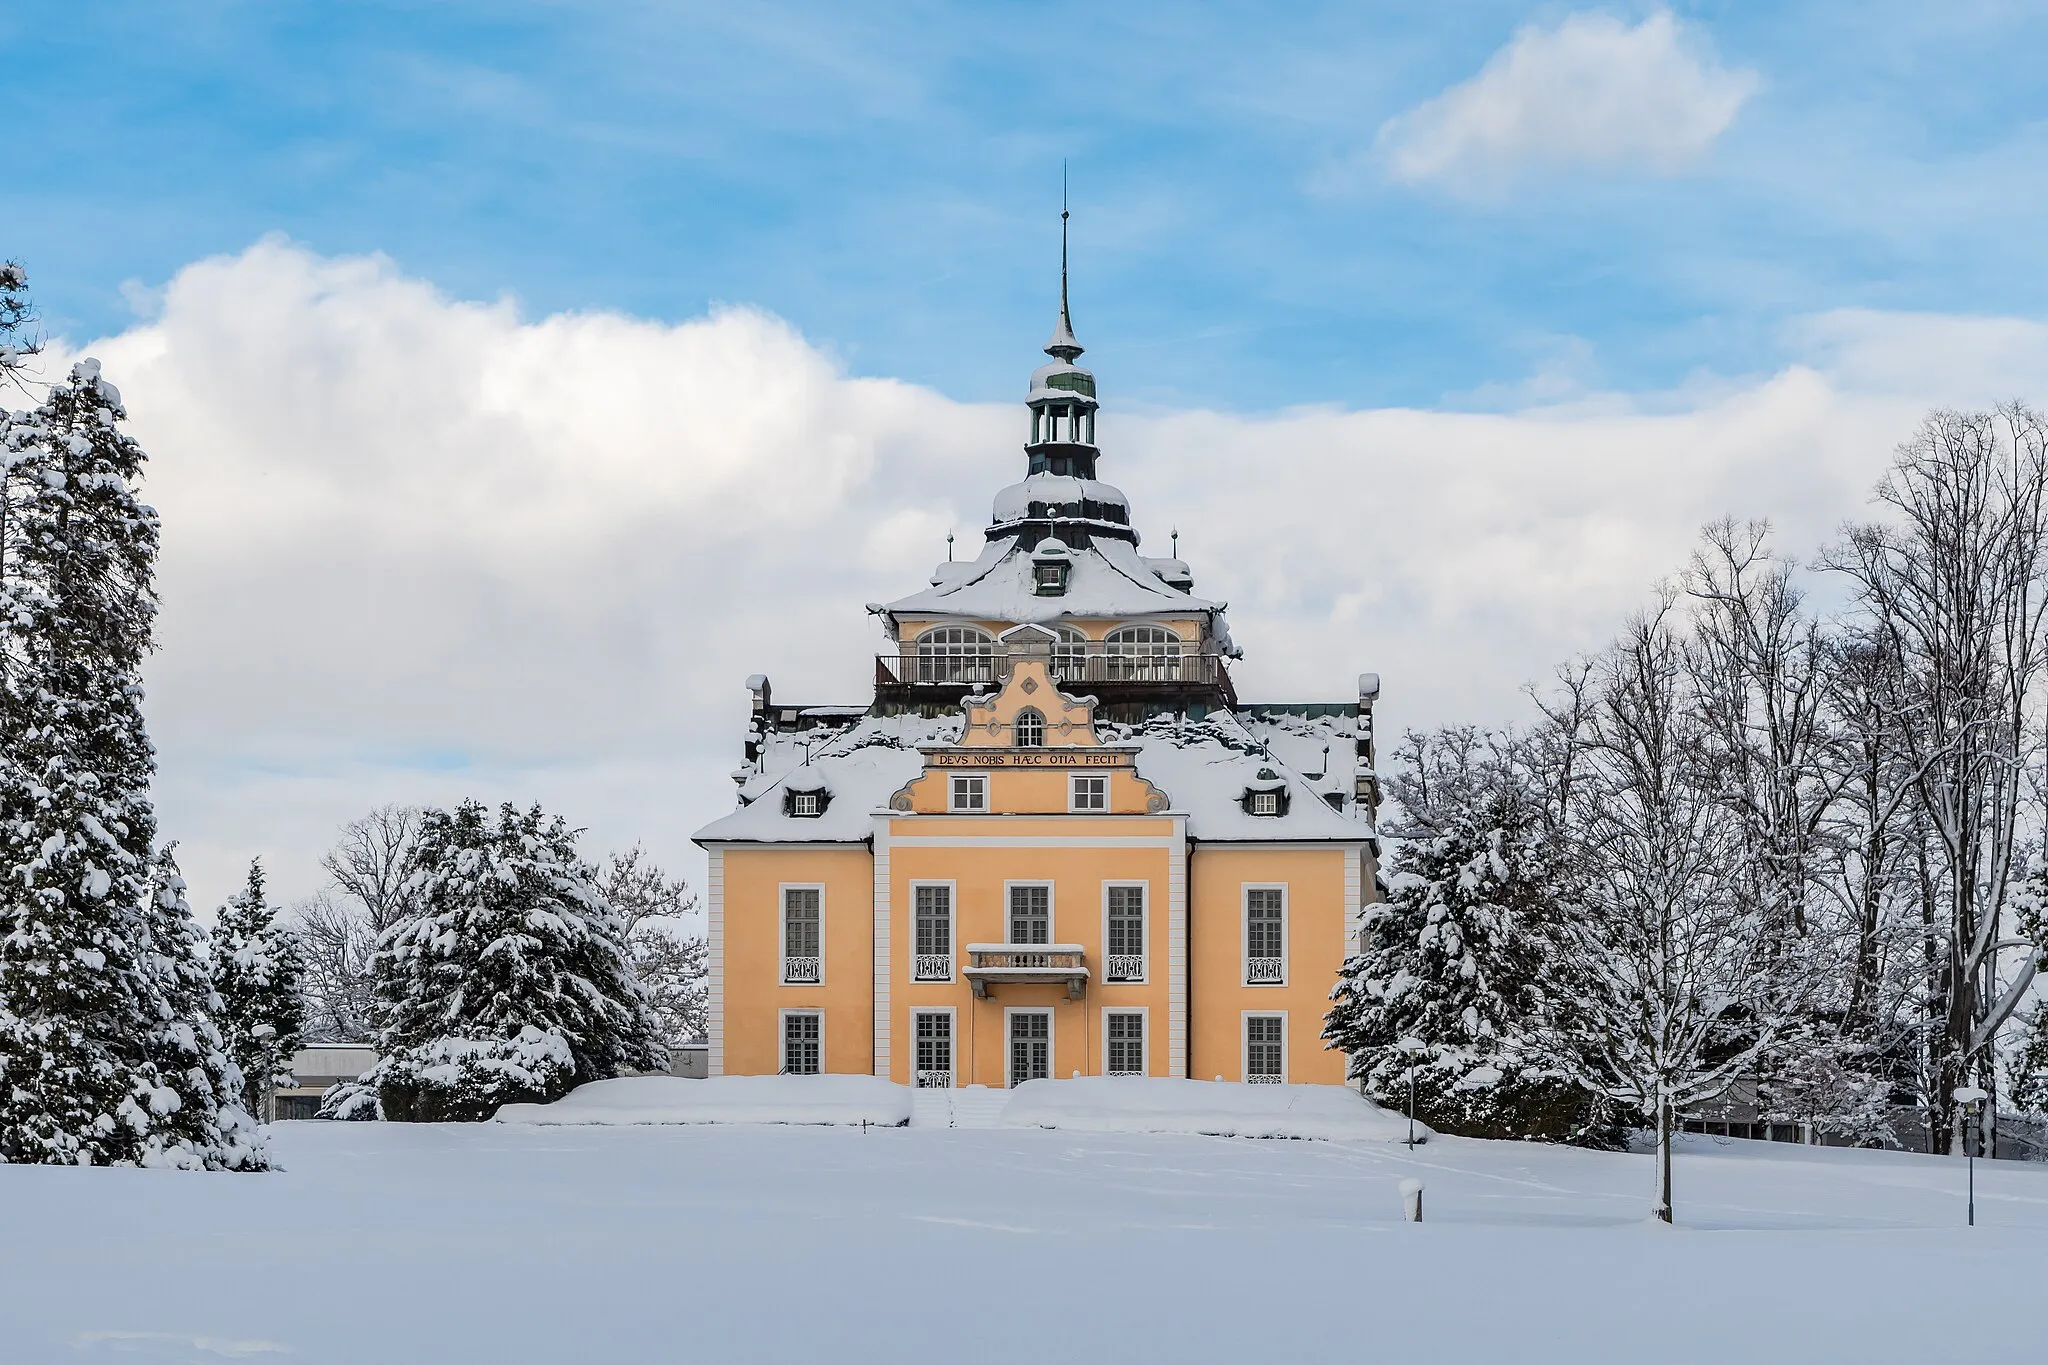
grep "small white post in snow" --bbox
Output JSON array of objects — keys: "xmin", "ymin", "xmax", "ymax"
[{"xmin": 1399, "ymin": 1179, "xmax": 1424, "ymax": 1223}]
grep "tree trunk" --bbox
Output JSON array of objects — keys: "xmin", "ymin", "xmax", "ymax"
[{"xmin": 1654, "ymin": 1095, "xmax": 1674, "ymax": 1224}]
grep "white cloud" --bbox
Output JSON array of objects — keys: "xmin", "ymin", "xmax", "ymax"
[
  {"xmin": 42, "ymin": 240, "xmax": 2031, "ymax": 915},
  {"xmin": 1376, "ymin": 9, "xmax": 1758, "ymax": 190}
]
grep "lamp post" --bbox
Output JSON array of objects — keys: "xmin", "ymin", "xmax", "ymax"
[
  {"xmin": 1955, "ymin": 1086, "xmax": 1988, "ymax": 1227},
  {"xmin": 1395, "ymin": 1036, "xmax": 1427, "ymax": 1147}
]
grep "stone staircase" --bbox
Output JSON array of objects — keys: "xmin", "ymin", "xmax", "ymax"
[{"xmin": 909, "ymin": 1084, "xmax": 1010, "ymax": 1130}]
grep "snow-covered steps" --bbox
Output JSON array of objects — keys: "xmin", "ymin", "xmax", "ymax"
[{"xmin": 909, "ymin": 1084, "xmax": 1010, "ymax": 1129}]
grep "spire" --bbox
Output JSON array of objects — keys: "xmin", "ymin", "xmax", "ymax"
[{"xmin": 1046, "ymin": 165, "xmax": 1083, "ymax": 362}]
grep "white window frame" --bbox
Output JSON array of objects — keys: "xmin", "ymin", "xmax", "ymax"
[
  {"xmin": 910, "ymin": 880, "xmax": 956, "ymax": 983},
  {"xmin": 780, "ymin": 883, "xmax": 825, "ymax": 986},
  {"xmin": 1070, "ymin": 773, "xmax": 1110, "ymax": 812},
  {"xmin": 1242, "ymin": 883, "xmax": 1288, "ymax": 986},
  {"xmin": 911, "ymin": 1006, "xmax": 958, "ymax": 1088},
  {"xmin": 1013, "ymin": 707, "xmax": 1047, "ymax": 747},
  {"xmin": 1248, "ymin": 790, "xmax": 1280, "ymax": 816},
  {"xmin": 1004, "ymin": 1007, "xmax": 1054, "ymax": 1088},
  {"xmin": 1101, "ymin": 1006, "xmax": 1149, "ymax": 1077},
  {"xmin": 1003, "ymin": 879, "xmax": 1056, "ymax": 946},
  {"xmin": 1101, "ymin": 881, "xmax": 1148, "ymax": 984},
  {"xmin": 779, "ymin": 1008, "xmax": 824, "ymax": 1075},
  {"xmin": 1242, "ymin": 1010, "xmax": 1287, "ymax": 1084},
  {"xmin": 790, "ymin": 790, "xmax": 821, "ymax": 817},
  {"xmin": 949, "ymin": 772, "xmax": 989, "ymax": 813}
]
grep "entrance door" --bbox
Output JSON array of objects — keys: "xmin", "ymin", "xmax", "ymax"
[{"xmin": 1008, "ymin": 1011, "xmax": 1051, "ymax": 1088}]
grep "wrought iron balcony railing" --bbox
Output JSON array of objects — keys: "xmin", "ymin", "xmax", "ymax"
[
  {"xmin": 1246, "ymin": 957, "xmax": 1285, "ymax": 984},
  {"xmin": 782, "ymin": 956, "xmax": 821, "ymax": 985}
]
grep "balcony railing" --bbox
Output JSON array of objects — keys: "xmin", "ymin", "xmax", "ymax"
[
  {"xmin": 782, "ymin": 956, "xmax": 821, "ymax": 985},
  {"xmin": 913, "ymin": 954, "xmax": 953, "ymax": 982},
  {"xmin": 1246, "ymin": 1072, "xmax": 1285, "ymax": 1085},
  {"xmin": 877, "ymin": 647, "xmax": 1231, "ymax": 691},
  {"xmin": 1104, "ymin": 954, "xmax": 1145, "ymax": 983},
  {"xmin": 962, "ymin": 944, "xmax": 1090, "ymax": 1000},
  {"xmin": 915, "ymin": 1070, "xmax": 954, "ymax": 1089},
  {"xmin": 1246, "ymin": 957, "xmax": 1285, "ymax": 985}
]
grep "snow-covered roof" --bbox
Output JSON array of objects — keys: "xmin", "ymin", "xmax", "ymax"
[
  {"xmin": 697, "ymin": 712, "xmax": 956, "ymax": 843},
  {"xmin": 1236, "ymin": 708, "xmax": 1363, "ymax": 811},
  {"xmin": 883, "ymin": 534, "xmax": 1223, "ymax": 625},
  {"xmin": 696, "ymin": 706, "xmax": 1365, "ymax": 845},
  {"xmin": 1104, "ymin": 712, "xmax": 1365, "ymax": 841}
]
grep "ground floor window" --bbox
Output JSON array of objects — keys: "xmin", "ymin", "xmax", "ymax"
[
  {"xmin": 1245, "ymin": 1014, "xmax": 1285, "ymax": 1083},
  {"xmin": 914, "ymin": 1011, "xmax": 954, "ymax": 1088},
  {"xmin": 1105, "ymin": 1012, "xmax": 1145, "ymax": 1076},
  {"xmin": 1008, "ymin": 1011, "xmax": 1051, "ymax": 1088},
  {"xmin": 782, "ymin": 1011, "xmax": 822, "ymax": 1075}
]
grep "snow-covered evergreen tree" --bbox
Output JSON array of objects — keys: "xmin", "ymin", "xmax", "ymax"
[
  {"xmin": 1324, "ymin": 729, "xmax": 1609, "ymax": 1144},
  {"xmin": 0, "ymin": 360, "xmax": 263, "ymax": 1168},
  {"xmin": 212, "ymin": 858, "xmax": 306, "ymax": 1121},
  {"xmin": 363, "ymin": 800, "xmax": 666, "ymax": 1121}
]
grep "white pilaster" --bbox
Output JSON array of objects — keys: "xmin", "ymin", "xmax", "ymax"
[
  {"xmin": 872, "ymin": 816, "xmax": 893, "ymax": 1080},
  {"xmin": 1168, "ymin": 817, "xmax": 1188, "ymax": 1078}
]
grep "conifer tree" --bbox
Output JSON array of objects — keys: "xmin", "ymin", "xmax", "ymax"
[
  {"xmin": 212, "ymin": 858, "xmax": 307, "ymax": 1121},
  {"xmin": 1324, "ymin": 730, "xmax": 1612, "ymax": 1144},
  {"xmin": 0, "ymin": 359, "xmax": 263, "ymax": 1167},
  {"xmin": 364, "ymin": 800, "xmax": 666, "ymax": 1122}
]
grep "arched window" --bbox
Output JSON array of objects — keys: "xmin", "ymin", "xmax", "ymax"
[
  {"xmin": 1013, "ymin": 708, "xmax": 1045, "ymax": 747},
  {"xmin": 1050, "ymin": 625, "xmax": 1090, "ymax": 683},
  {"xmin": 1105, "ymin": 625, "xmax": 1183, "ymax": 682},
  {"xmin": 916, "ymin": 625, "xmax": 996, "ymax": 683}
]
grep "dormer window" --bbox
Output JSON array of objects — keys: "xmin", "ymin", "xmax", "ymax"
[
  {"xmin": 784, "ymin": 778, "xmax": 830, "ymax": 818},
  {"xmin": 1243, "ymin": 770, "xmax": 1288, "ymax": 818},
  {"xmin": 1030, "ymin": 540, "xmax": 1072, "ymax": 597},
  {"xmin": 1014, "ymin": 708, "xmax": 1045, "ymax": 747}
]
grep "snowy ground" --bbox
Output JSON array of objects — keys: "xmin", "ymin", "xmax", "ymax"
[{"xmin": 4, "ymin": 1122, "xmax": 2045, "ymax": 1364}]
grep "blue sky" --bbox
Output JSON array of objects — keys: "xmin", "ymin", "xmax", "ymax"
[
  {"xmin": 11, "ymin": 2, "xmax": 2048, "ymax": 906},
  {"xmin": 10, "ymin": 1, "xmax": 2048, "ymax": 413}
]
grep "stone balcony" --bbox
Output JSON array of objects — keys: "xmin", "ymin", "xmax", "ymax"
[{"xmin": 962, "ymin": 944, "xmax": 1090, "ymax": 1000}]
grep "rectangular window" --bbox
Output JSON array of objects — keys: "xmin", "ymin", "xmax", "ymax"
[
  {"xmin": 950, "ymin": 774, "xmax": 988, "ymax": 812},
  {"xmin": 1249, "ymin": 790, "xmax": 1280, "ymax": 816},
  {"xmin": 1105, "ymin": 884, "xmax": 1145, "ymax": 982},
  {"xmin": 1008, "ymin": 884, "xmax": 1051, "ymax": 945},
  {"xmin": 782, "ymin": 887, "xmax": 822, "ymax": 984},
  {"xmin": 1245, "ymin": 887, "xmax": 1285, "ymax": 984},
  {"xmin": 1105, "ymin": 1012, "xmax": 1145, "ymax": 1076},
  {"xmin": 1070, "ymin": 775, "xmax": 1108, "ymax": 811},
  {"xmin": 1008, "ymin": 1011, "xmax": 1051, "ymax": 1088},
  {"xmin": 790, "ymin": 791, "xmax": 820, "ymax": 816},
  {"xmin": 1245, "ymin": 1015, "xmax": 1284, "ymax": 1083},
  {"xmin": 783, "ymin": 1012, "xmax": 822, "ymax": 1075},
  {"xmin": 914, "ymin": 1011, "xmax": 953, "ymax": 1088},
  {"xmin": 913, "ymin": 884, "xmax": 952, "ymax": 981}
]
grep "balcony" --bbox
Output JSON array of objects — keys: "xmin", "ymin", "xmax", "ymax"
[
  {"xmin": 876, "ymin": 646, "xmax": 1236, "ymax": 710},
  {"xmin": 963, "ymin": 944, "xmax": 1090, "ymax": 1000}
]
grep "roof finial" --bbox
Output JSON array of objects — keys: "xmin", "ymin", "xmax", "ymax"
[{"xmin": 1046, "ymin": 163, "xmax": 1083, "ymax": 362}]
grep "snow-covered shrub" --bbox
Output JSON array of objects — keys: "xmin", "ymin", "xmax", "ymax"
[{"xmin": 365, "ymin": 800, "xmax": 666, "ymax": 1122}]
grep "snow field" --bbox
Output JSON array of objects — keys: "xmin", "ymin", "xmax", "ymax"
[
  {"xmin": 4, "ymin": 1123, "xmax": 2046, "ymax": 1364},
  {"xmin": 492, "ymin": 1074, "xmax": 1424, "ymax": 1141},
  {"xmin": 495, "ymin": 1074, "xmax": 914, "ymax": 1128}
]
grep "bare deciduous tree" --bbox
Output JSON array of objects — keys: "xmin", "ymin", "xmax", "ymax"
[{"xmin": 1828, "ymin": 404, "xmax": 2048, "ymax": 1152}]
